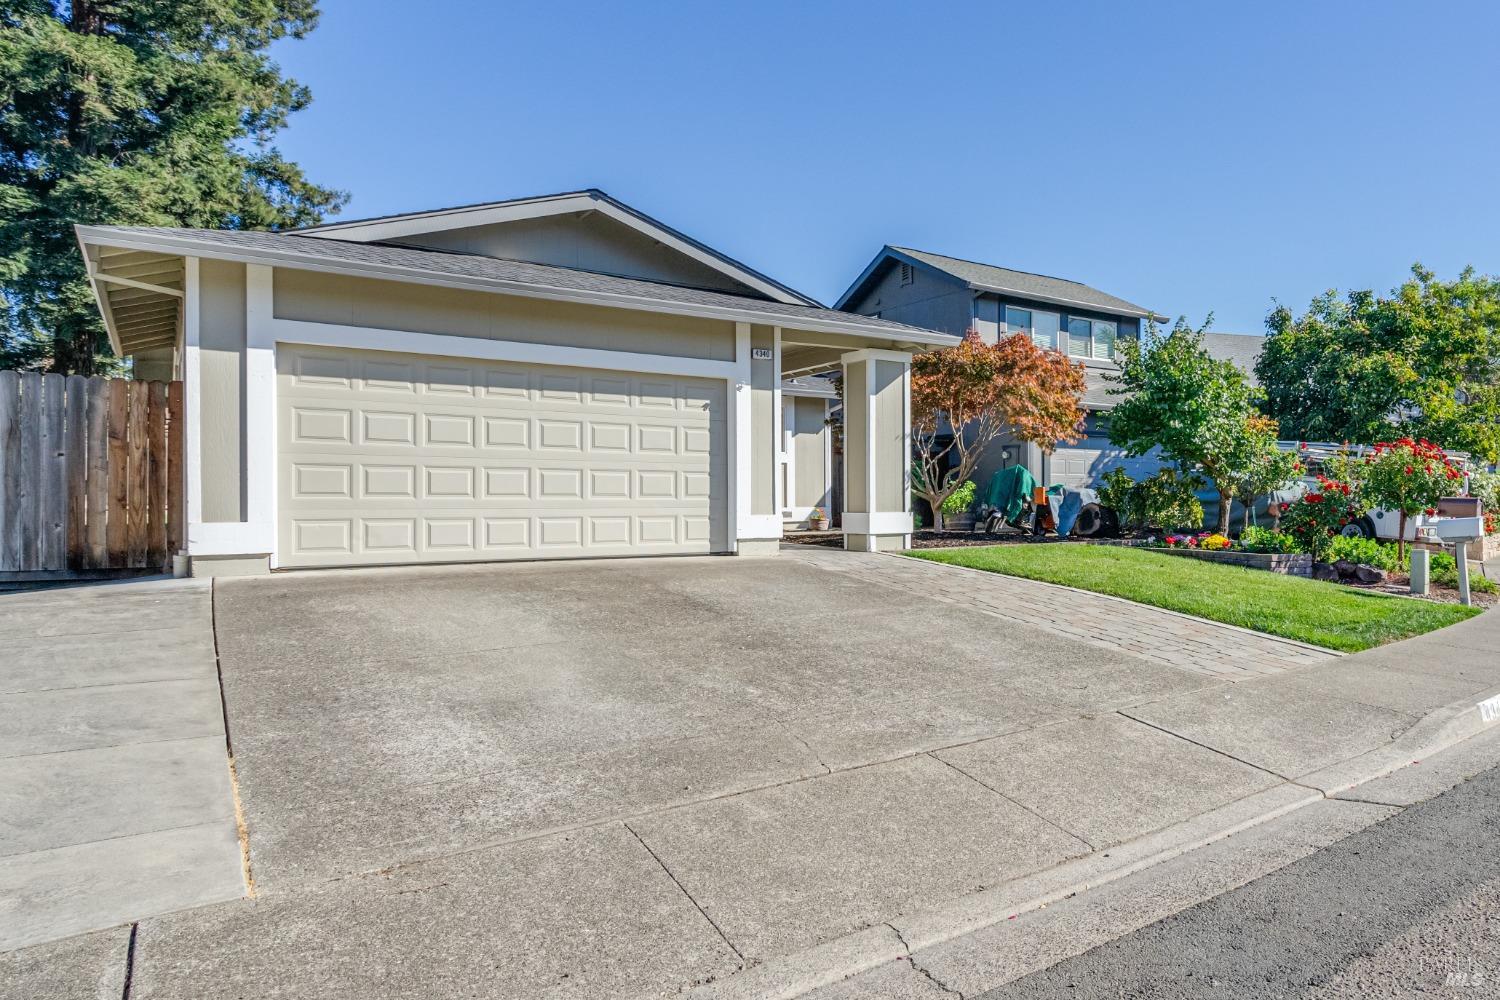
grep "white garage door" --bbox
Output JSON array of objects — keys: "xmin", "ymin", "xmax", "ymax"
[
  {"xmin": 276, "ymin": 346, "xmax": 728, "ymax": 568},
  {"xmin": 1049, "ymin": 438, "xmax": 1164, "ymax": 489}
]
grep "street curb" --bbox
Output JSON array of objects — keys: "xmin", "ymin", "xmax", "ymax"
[{"xmin": 676, "ymin": 680, "xmax": 1500, "ymax": 1000}]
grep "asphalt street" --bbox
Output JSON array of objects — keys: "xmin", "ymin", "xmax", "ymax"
[{"xmin": 980, "ymin": 762, "xmax": 1500, "ymax": 999}]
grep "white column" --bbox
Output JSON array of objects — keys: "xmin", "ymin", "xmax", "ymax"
[{"xmin": 840, "ymin": 349, "xmax": 914, "ymax": 552}]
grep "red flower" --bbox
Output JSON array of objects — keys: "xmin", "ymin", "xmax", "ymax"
[{"xmin": 1404, "ymin": 465, "xmax": 1414, "ymax": 475}]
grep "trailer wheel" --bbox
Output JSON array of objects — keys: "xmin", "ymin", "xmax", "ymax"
[{"xmin": 1340, "ymin": 516, "xmax": 1376, "ymax": 539}]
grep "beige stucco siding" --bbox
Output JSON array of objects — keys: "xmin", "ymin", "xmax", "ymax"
[
  {"xmin": 873, "ymin": 360, "xmax": 907, "ymax": 514},
  {"xmin": 792, "ymin": 396, "xmax": 829, "ymax": 509},
  {"xmin": 394, "ymin": 214, "xmax": 757, "ymax": 296},
  {"xmin": 749, "ymin": 326, "xmax": 776, "ymax": 518},
  {"xmin": 198, "ymin": 259, "xmax": 247, "ymax": 523},
  {"xmin": 272, "ymin": 269, "xmax": 737, "ymax": 362}
]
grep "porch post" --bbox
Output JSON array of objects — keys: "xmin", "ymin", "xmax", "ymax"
[
  {"xmin": 733, "ymin": 324, "xmax": 784, "ymax": 556},
  {"xmin": 840, "ymin": 349, "xmax": 913, "ymax": 552}
]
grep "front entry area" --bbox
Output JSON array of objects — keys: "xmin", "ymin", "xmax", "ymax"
[{"xmin": 275, "ymin": 345, "xmax": 729, "ymax": 568}]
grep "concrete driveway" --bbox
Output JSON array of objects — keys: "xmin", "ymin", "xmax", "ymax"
[
  {"xmin": 12, "ymin": 549, "xmax": 1490, "ymax": 1000},
  {"xmin": 124, "ymin": 551, "xmax": 1261, "ymax": 998}
]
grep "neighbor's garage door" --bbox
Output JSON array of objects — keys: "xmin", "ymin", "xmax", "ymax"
[
  {"xmin": 276, "ymin": 346, "xmax": 727, "ymax": 568},
  {"xmin": 1049, "ymin": 438, "xmax": 1164, "ymax": 490}
]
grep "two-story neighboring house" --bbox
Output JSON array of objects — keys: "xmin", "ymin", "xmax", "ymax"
[{"xmin": 836, "ymin": 246, "xmax": 1165, "ymax": 494}]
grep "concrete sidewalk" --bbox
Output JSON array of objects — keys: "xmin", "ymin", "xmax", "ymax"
[
  {"xmin": 3, "ymin": 555, "xmax": 1499, "ymax": 1000},
  {"xmin": 0, "ymin": 578, "xmax": 245, "ymax": 954}
]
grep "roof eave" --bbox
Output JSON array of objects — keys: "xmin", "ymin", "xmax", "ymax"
[
  {"xmin": 965, "ymin": 281, "xmax": 1157, "ymax": 321},
  {"xmin": 73, "ymin": 227, "xmax": 958, "ymax": 349},
  {"xmin": 74, "ymin": 226, "xmax": 125, "ymax": 357}
]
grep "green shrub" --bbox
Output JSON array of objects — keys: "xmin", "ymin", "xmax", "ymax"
[
  {"xmin": 1470, "ymin": 471, "xmax": 1500, "ymax": 511},
  {"xmin": 941, "ymin": 479, "xmax": 977, "ymax": 515},
  {"xmin": 1098, "ymin": 467, "xmax": 1205, "ymax": 533},
  {"xmin": 1327, "ymin": 534, "xmax": 1400, "ymax": 571},
  {"xmin": 1239, "ymin": 525, "xmax": 1299, "ymax": 553},
  {"xmin": 1429, "ymin": 552, "xmax": 1499, "ymax": 594},
  {"xmin": 1278, "ymin": 477, "xmax": 1361, "ymax": 561}
]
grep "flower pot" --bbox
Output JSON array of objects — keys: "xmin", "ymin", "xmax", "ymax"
[{"xmin": 814, "ymin": 519, "xmax": 830, "ymax": 531}]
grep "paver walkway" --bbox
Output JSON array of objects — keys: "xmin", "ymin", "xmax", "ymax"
[
  {"xmin": 785, "ymin": 544, "xmax": 1338, "ymax": 678},
  {"xmin": 0, "ymin": 578, "xmax": 245, "ymax": 952}
]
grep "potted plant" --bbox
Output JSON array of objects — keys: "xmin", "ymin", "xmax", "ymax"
[{"xmin": 810, "ymin": 507, "xmax": 830, "ymax": 531}]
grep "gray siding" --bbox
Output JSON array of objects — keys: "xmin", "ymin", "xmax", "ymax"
[{"xmin": 845, "ymin": 261, "xmax": 972, "ymax": 335}]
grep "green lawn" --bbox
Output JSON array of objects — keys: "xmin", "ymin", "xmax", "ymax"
[{"xmin": 908, "ymin": 543, "xmax": 1482, "ymax": 652}]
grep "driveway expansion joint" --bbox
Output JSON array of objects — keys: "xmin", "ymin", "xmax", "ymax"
[
  {"xmin": 623, "ymin": 821, "xmax": 745, "ymax": 967},
  {"xmin": 927, "ymin": 752, "xmax": 1096, "ymax": 854}
]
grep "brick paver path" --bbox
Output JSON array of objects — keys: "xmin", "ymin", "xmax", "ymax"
[{"xmin": 785, "ymin": 545, "xmax": 1338, "ymax": 679}]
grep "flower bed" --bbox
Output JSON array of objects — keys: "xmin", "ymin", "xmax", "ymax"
[{"xmin": 1121, "ymin": 541, "xmax": 1312, "ymax": 576}]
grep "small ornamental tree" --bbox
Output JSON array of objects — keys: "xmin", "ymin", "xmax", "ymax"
[
  {"xmin": 910, "ymin": 330, "xmax": 1086, "ymax": 528},
  {"xmin": 1228, "ymin": 415, "xmax": 1304, "ymax": 530},
  {"xmin": 1107, "ymin": 317, "xmax": 1273, "ymax": 533},
  {"xmin": 1360, "ymin": 438, "xmax": 1464, "ymax": 561}
]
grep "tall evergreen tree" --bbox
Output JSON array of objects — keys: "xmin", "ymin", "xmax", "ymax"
[{"xmin": 0, "ymin": 1, "xmax": 345, "ymax": 373}]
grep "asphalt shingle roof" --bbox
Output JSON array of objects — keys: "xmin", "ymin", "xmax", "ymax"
[
  {"xmin": 1201, "ymin": 332, "xmax": 1265, "ymax": 386},
  {"xmin": 85, "ymin": 226, "xmax": 955, "ymax": 343},
  {"xmin": 892, "ymin": 246, "xmax": 1156, "ymax": 319}
]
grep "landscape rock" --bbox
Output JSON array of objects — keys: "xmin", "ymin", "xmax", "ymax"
[
  {"xmin": 1354, "ymin": 565, "xmax": 1386, "ymax": 584},
  {"xmin": 1312, "ymin": 562, "xmax": 1339, "ymax": 582}
]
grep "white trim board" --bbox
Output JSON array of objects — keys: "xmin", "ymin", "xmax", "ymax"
[{"xmin": 269, "ymin": 317, "xmax": 739, "ymax": 381}]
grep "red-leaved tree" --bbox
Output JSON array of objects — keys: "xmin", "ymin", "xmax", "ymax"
[{"xmin": 911, "ymin": 330, "xmax": 1087, "ymax": 528}]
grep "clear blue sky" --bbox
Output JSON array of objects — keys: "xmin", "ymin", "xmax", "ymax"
[{"xmin": 269, "ymin": 1, "xmax": 1500, "ymax": 334}]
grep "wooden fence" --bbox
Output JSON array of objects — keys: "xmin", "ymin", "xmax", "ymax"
[{"xmin": 0, "ymin": 372, "xmax": 182, "ymax": 581}]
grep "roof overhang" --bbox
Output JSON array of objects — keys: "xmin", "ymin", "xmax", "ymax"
[
  {"xmin": 74, "ymin": 226, "xmax": 960, "ymax": 353},
  {"xmin": 296, "ymin": 189, "xmax": 823, "ymax": 308},
  {"xmin": 964, "ymin": 281, "xmax": 1162, "ymax": 322},
  {"xmin": 75, "ymin": 232, "xmax": 185, "ymax": 357},
  {"xmin": 836, "ymin": 245, "xmax": 1166, "ymax": 322}
]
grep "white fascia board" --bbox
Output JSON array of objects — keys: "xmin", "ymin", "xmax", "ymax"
[
  {"xmin": 75, "ymin": 231, "xmax": 126, "ymax": 356},
  {"xmin": 73, "ymin": 227, "xmax": 959, "ymax": 347},
  {"xmin": 295, "ymin": 191, "xmax": 815, "ymax": 307},
  {"xmin": 966, "ymin": 281, "xmax": 1154, "ymax": 320},
  {"xmin": 271, "ymin": 317, "xmax": 739, "ymax": 381}
]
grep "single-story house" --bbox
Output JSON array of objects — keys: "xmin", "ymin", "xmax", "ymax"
[
  {"xmin": 74, "ymin": 190, "xmax": 957, "ymax": 576},
  {"xmin": 836, "ymin": 246, "xmax": 1168, "ymax": 493}
]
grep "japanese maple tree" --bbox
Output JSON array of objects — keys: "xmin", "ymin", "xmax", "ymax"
[
  {"xmin": 1360, "ymin": 438, "xmax": 1464, "ymax": 560},
  {"xmin": 910, "ymin": 330, "xmax": 1086, "ymax": 528}
]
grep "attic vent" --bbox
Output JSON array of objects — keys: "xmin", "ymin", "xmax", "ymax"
[{"xmin": 899, "ymin": 262, "xmax": 914, "ymax": 286}]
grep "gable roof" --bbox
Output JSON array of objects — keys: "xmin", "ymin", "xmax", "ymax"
[
  {"xmin": 74, "ymin": 225, "xmax": 961, "ymax": 353},
  {"xmin": 1201, "ymin": 332, "xmax": 1265, "ymax": 387},
  {"xmin": 296, "ymin": 189, "xmax": 821, "ymax": 308},
  {"xmin": 837, "ymin": 246, "xmax": 1161, "ymax": 320}
]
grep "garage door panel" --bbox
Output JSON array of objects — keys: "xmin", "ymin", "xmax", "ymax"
[{"xmin": 278, "ymin": 346, "xmax": 727, "ymax": 568}]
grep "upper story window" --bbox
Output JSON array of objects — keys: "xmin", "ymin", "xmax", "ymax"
[
  {"xmin": 1065, "ymin": 317, "xmax": 1118, "ymax": 360},
  {"xmin": 1006, "ymin": 305, "xmax": 1059, "ymax": 351}
]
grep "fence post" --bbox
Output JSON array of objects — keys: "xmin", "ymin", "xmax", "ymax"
[
  {"xmin": 106, "ymin": 379, "xmax": 129, "ymax": 567},
  {"xmin": 147, "ymin": 381, "xmax": 168, "ymax": 569},
  {"xmin": 85, "ymin": 377, "xmax": 109, "ymax": 569},
  {"xmin": 0, "ymin": 372, "xmax": 20, "ymax": 570},
  {"xmin": 65, "ymin": 374, "xmax": 89, "ymax": 570}
]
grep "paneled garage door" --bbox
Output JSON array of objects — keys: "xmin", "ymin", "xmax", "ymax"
[{"xmin": 276, "ymin": 346, "xmax": 728, "ymax": 568}]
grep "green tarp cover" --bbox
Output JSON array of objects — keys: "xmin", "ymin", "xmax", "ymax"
[{"xmin": 982, "ymin": 464, "xmax": 1037, "ymax": 523}]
